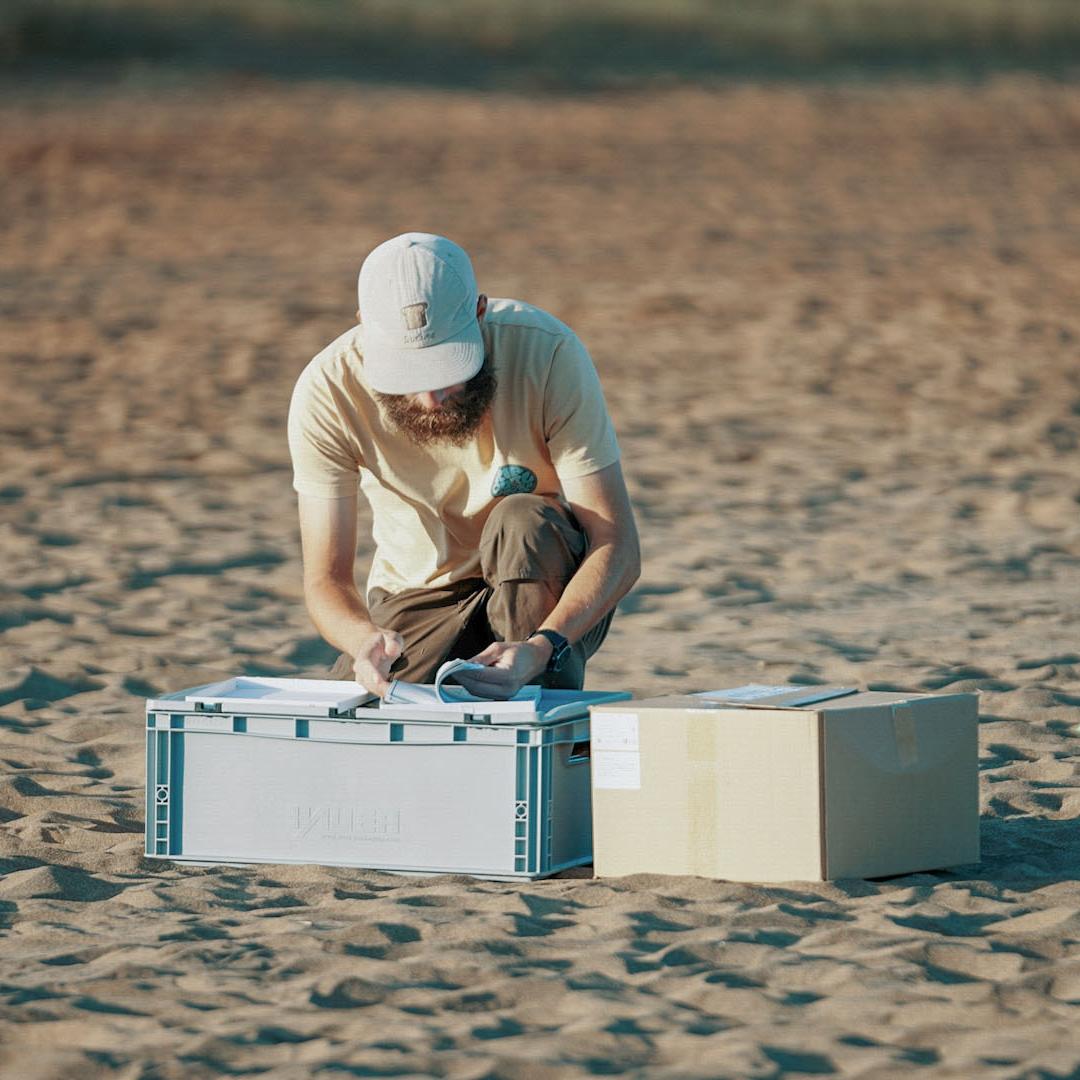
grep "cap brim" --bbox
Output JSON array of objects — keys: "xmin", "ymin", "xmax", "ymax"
[{"xmin": 361, "ymin": 319, "xmax": 484, "ymax": 395}]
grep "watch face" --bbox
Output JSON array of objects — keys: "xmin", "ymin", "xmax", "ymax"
[{"xmin": 547, "ymin": 635, "xmax": 569, "ymax": 672}]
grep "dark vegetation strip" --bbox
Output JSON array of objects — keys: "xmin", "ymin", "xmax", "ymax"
[{"xmin": 3, "ymin": 0, "xmax": 1080, "ymax": 87}]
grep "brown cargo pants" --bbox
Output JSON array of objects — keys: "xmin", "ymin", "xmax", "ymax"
[{"xmin": 328, "ymin": 493, "xmax": 613, "ymax": 690}]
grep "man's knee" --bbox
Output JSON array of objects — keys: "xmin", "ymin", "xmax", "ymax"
[
  {"xmin": 480, "ymin": 494, "xmax": 585, "ymax": 584},
  {"xmin": 482, "ymin": 493, "xmax": 557, "ymax": 542}
]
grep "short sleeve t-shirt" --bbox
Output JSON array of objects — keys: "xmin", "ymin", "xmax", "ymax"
[{"xmin": 287, "ymin": 298, "xmax": 620, "ymax": 597}]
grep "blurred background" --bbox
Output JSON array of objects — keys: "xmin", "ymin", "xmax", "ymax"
[
  {"xmin": 3, "ymin": 6, "xmax": 1080, "ymax": 1077},
  {"xmin": 2, "ymin": 0, "xmax": 1079, "ymax": 691},
  {"xmin": 6, "ymin": 0, "xmax": 1080, "ymax": 85}
]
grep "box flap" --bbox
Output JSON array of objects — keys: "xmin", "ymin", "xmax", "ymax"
[
  {"xmin": 817, "ymin": 689, "xmax": 975, "ymax": 710},
  {"xmin": 695, "ymin": 684, "xmax": 858, "ymax": 708},
  {"xmin": 594, "ymin": 687, "xmax": 856, "ymax": 712}
]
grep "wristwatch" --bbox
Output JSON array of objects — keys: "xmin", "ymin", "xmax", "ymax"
[{"xmin": 530, "ymin": 628, "xmax": 571, "ymax": 673}]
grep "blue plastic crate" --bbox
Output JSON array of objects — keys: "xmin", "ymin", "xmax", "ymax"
[{"xmin": 145, "ymin": 677, "xmax": 629, "ymax": 880}]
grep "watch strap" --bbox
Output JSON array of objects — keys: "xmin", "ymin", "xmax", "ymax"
[{"xmin": 530, "ymin": 628, "xmax": 570, "ymax": 673}]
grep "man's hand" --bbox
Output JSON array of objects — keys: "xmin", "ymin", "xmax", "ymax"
[
  {"xmin": 350, "ymin": 626, "xmax": 405, "ymax": 698},
  {"xmin": 454, "ymin": 638, "xmax": 552, "ymax": 699}
]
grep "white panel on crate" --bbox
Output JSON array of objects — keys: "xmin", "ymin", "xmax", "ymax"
[
  {"xmin": 179, "ymin": 735, "xmax": 517, "ymax": 872},
  {"xmin": 401, "ymin": 722, "xmax": 456, "ymax": 744},
  {"xmin": 457, "ymin": 726, "xmax": 517, "ymax": 746},
  {"xmin": 184, "ymin": 715, "xmax": 233, "ymax": 733},
  {"xmin": 246, "ymin": 716, "xmax": 294, "ymax": 736},
  {"xmin": 307, "ymin": 719, "xmax": 390, "ymax": 743}
]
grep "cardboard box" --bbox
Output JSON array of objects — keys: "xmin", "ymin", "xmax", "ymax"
[{"xmin": 590, "ymin": 687, "xmax": 979, "ymax": 881}]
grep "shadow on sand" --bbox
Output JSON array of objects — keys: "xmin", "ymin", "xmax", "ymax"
[{"xmin": 965, "ymin": 816, "xmax": 1080, "ymax": 893}]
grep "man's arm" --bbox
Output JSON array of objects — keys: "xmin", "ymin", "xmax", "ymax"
[
  {"xmin": 458, "ymin": 460, "xmax": 640, "ymax": 696},
  {"xmin": 297, "ymin": 492, "xmax": 403, "ymax": 696}
]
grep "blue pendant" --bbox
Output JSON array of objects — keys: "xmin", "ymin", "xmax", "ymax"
[{"xmin": 491, "ymin": 464, "xmax": 538, "ymax": 497}]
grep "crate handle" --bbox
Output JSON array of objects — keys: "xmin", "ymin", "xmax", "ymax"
[{"xmin": 568, "ymin": 741, "xmax": 590, "ymax": 764}]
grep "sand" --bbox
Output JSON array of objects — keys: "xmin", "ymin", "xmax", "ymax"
[{"xmin": 2, "ymin": 73, "xmax": 1080, "ymax": 1078}]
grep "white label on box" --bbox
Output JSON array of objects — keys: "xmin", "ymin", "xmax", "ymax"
[
  {"xmin": 591, "ymin": 712, "xmax": 639, "ymax": 751},
  {"xmin": 591, "ymin": 714, "xmax": 641, "ymax": 789},
  {"xmin": 592, "ymin": 749, "xmax": 641, "ymax": 790}
]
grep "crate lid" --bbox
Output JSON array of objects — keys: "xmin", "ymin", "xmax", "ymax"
[
  {"xmin": 148, "ymin": 679, "xmax": 630, "ymax": 724},
  {"xmin": 173, "ymin": 677, "xmax": 375, "ymax": 715},
  {"xmin": 377, "ymin": 688, "xmax": 633, "ymax": 726}
]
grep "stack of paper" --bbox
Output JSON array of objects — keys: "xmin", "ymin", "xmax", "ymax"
[
  {"xmin": 694, "ymin": 684, "xmax": 857, "ymax": 707},
  {"xmin": 382, "ymin": 658, "xmax": 541, "ymax": 708}
]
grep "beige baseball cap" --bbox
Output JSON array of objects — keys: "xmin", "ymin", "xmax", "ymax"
[{"xmin": 357, "ymin": 232, "xmax": 484, "ymax": 395}]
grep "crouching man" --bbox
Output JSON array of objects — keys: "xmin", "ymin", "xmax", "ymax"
[{"xmin": 287, "ymin": 233, "xmax": 639, "ymax": 699}]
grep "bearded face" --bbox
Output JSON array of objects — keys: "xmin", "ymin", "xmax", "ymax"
[{"xmin": 376, "ymin": 357, "xmax": 497, "ymax": 448}]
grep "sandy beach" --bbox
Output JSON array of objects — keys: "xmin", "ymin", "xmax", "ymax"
[{"xmin": 2, "ymin": 74, "xmax": 1080, "ymax": 1077}]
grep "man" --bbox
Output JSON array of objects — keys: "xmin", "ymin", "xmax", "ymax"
[{"xmin": 287, "ymin": 232, "xmax": 639, "ymax": 700}]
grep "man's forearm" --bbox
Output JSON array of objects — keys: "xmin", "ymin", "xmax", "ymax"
[
  {"xmin": 536, "ymin": 539, "xmax": 640, "ymax": 645},
  {"xmin": 304, "ymin": 577, "xmax": 378, "ymax": 657},
  {"xmin": 454, "ymin": 538, "xmax": 639, "ymax": 697}
]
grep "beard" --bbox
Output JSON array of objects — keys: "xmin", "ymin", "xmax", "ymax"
[{"xmin": 376, "ymin": 357, "xmax": 497, "ymax": 448}]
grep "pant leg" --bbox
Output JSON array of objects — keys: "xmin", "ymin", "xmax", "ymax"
[
  {"xmin": 479, "ymin": 493, "xmax": 613, "ymax": 690},
  {"xmin": 328, "ymin": 578, "xmax": 490, "ymax": 685}
]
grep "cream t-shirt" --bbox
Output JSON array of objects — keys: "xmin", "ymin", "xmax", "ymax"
[{"xmin": 287, "ymin": 298, "xmax": 621, "ymax": 597}]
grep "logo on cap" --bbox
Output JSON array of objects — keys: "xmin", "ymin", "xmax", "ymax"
[{"xmin": 356, "ymin": 233, "xmax": 484, "ymax": 394}]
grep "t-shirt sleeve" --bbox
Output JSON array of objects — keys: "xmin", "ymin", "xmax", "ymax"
[
  {"xmin": 543, "ymin": 333, "xmax": 621, "ymax": 479},
  {"xmin": 287, "ymin": 363, "xmax": 361, "ymax": 498}
]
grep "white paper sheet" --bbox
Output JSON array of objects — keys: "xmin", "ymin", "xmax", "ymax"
[{"xmin": 383, "ymin": 658, "xmax": 541, "ymax": 707}]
